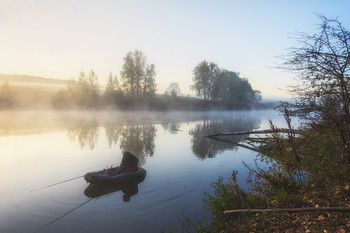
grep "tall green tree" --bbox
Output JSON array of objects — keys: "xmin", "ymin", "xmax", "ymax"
[
  {"xmin": 86, "ymin": 70, "xmax": 100, "ymax": 101},
  {"xmin": 165, "ymin": 82, "xmax": 181, "ymax": 97},
  {"xmin": 120, "ymin": 50, "xmax": 156, "ymax": 98},
  {"xmin": 143, "ymin": 64, "xmax": 157, "ymax": 97},
  {"xmin": 205, "ymin": 67, "xmax": 259, "ymax": 106},
  {"xmin": 239, "ymin": 78, "xmax": 256, "ymax": 105},
  {"xmin": 191, "ymin": 61, "xmax": 219, "ymax": 100},
  {"xmin": 104, "ymin": 72, "xmax": 122, "ymax": 106},
  {"xmin": 105, "ymin": 72, "xmax": 120, "ymax": 94},
  {"xmin": 211, "ymin": 70, "xmax": 232, "ymax": 103},
  {"xmin": 226, "ymin": 71, "xmax": 244, "ymax": 104},
  {"xmin": 55, "ymin": 70, "xmax": 100, "ymax": 109}
]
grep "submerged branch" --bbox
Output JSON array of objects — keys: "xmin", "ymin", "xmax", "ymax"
[
  {"xmin": 206, "ymin": 135, "xmax": 261, "ymax": 152},
  {"xmin": 206, "ymin": 128, "xmax": 302, "ymax": 153}
]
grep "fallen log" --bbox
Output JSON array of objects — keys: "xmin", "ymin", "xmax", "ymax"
[
  {"xmin": 208, "ymin": 129, "xmax": 301, "ymax": 137},
  {"xmin": 224, "ymin": 206, "xmax": 350, "ymax": 215},
  {"xmin": 206, "ymin": 135, "xmax": 261, "ymax": 152},
  {"xmin": 244, "ymin": 137, "xmax": 274, "ymax": 141}
]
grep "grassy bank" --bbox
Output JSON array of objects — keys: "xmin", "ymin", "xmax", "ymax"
[{"xmin": 192, "ymin": 110, "xmax": 350, "ymax": 232}]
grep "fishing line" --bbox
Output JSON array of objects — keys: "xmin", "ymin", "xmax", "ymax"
[{"xmin": 33, "ymin": 198, "xmax": 92, "ymax": 233}]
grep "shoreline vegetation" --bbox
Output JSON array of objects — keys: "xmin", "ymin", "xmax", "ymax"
[
  {"xmin": 0, "ymin": 74, "xmax": 278, "ymax": 111},
  {"xmin": 0, "ymin": 73, "xmax": 275, "ymax": 111},
  {"xmin": 181, "ymin": 15, "xmax": 350, "ymax": 233}
]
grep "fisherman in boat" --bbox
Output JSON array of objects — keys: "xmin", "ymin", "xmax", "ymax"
[{"xmin": 102, "ymin": 151, "xmax": 139, "ymax": 176}]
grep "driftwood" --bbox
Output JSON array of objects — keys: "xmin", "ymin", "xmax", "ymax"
[
  {"xmin": 224, "ymin": 207, "xmax": 350, "ymax": 215},
  {"xmin": 206, "ymin": 135, "xmax": 261, "ymax": 152},
  {"xmin": 208, "ymin": 129, "xmax": 301, "ymax": 137},
  {"xmin": 205, "ymin": 128, "xmax": 302, "ymax": 152},
  {"xmin": 244, "ymin": 137, "xmax": 274, "ymax": 141}
]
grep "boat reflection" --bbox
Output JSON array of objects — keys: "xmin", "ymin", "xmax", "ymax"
[{"xmin": 84, "ymin": 170, "xmax": 146, "ymax": 202}]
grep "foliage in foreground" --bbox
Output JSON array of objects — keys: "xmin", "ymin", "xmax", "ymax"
[
  {"xmin": 196, "ymin": 106, "xmax": 350, "ymax": 232},
  {"xmin": 195, "ymin": 14, "xmax": 350, "ymax": 233},
  {"xmin": 201, "ymin": 171, "xmax": 266, "ymax": 232},
  {"xmin": 198, "ymin": 114, "xmax": 350, "ymax": 232}
]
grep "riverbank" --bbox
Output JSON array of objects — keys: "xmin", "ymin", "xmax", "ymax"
[
  {"xmin": 221, "ymin": 184, "xmax": 350, "ymax": 232},
  {"xmin": 224, "ymin": 209, "xmax": 350, "ymax": 232},
  {"xmin": 196, "ymin": 110, "xmax": 350, "ymax": 232}
]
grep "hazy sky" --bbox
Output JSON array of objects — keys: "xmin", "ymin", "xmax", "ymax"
[{"xmin": 1, "ymin": 0, "xmax": 349, "ymax": 98}]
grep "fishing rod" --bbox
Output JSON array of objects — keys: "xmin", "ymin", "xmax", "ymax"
[
  {"xmin": 30, "ymin": 164, "xmax": 117, "ymax": 192},
  {"xmin": 30, "ymin": 175, "xmax": 84, "ymax": 192},
  {"xmin": 32, "ymin": 192, "xmax": 116, "ymax": 233},
  {"xmin": 33, "ymin": 198, "xmax": 92, "ymax": 233}
]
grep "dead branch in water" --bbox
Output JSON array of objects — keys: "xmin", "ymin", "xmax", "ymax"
[
  {"xmin": 208, "ymin": 128, "xmax": 301, "ymax": 137},
  {"xmin": 244, "ymin": 137, "xmax": 274, "ymax": 141},
  {"xmin": 205, "ymin": 128, "xmax": 302, "ymax": 153},
  {"xmin": 206, "ymin": 135, "xmax": 261, "ymax": 152},
  {"xmin": 224, "ymin": 206, "xmax": 350, "ymax": 215}
]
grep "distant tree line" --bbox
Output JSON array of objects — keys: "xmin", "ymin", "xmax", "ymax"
[
  {"xmin": 0, "ymin": 50, "xmax": 264, "ymax": 110},
  {"xmin": 191, "ymin": 61, "xmax": 261, "ymax": 106},
  {"xmin": 53, "ymin": 70, "xmax": 100, "ymax": 109},
  {"xmin": 0, "ymin": 80, "xmax": 57, "ymax": 109},
  {"xmin": 52, "ymin": 50, "xmax": 262, "ymax": 110},
  {"xmin": 164, "ymin": 82, "xmax": 181, "ymax": 97}
]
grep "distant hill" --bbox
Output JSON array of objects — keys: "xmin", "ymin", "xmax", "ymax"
[{"xmin": 0, "ymin": 73, "xmax": 68, "ymax": 85}]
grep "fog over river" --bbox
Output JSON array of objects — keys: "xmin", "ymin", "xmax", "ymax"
[{"xmin": 0, "ymin": 110, "xmax": 288, "ymax": 233}]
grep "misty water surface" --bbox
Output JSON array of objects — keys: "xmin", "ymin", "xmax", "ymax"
[{"xmin": 0, "ymin": 110, "xmax": 287, "ymax": 233}]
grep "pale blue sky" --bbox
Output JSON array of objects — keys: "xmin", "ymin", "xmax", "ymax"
[{"xmin": 0, "ymin": 0, "xmax": 349, "ymax": 98}]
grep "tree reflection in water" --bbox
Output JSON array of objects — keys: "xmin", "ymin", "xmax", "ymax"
[
  {"xmin": 64, "ymin": 112, "xmax": 260, "ymax": 162},
  {"xmin": 118, "ymin": 124, "xmax": 156, "ymax": 165},
  {"xmin": 67, "ymin": 117, "xmax": 156, "ymax": 165},
  {"xmin": 161, "ymin": 121, "xmax": 181, "ymax": 134},
  {"xmin": 67, "ymin": 119, "xmax": 100, "ymax": 150},
  {"xmin": 104, "ymin": 121, "xmax": 122, "ymax": 147},
  {"xmin": 189, "ymin": 115, "xmax": 260, "ymax": 159}
]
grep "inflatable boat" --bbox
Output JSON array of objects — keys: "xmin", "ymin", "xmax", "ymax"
[
  {"xmin": 84, "ymin": 172, "xmax": 146, "ymax": 200},
  {"xmin": 84, "ymin": 167, "xmax": 146, "ymax": 185}
]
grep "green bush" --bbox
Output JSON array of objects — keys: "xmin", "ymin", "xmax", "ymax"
[{"xmin": 201, "ymin": 171, "xmax": 266, "ymax": 232}]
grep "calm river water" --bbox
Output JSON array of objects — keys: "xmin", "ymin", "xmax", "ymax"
[{"xmin": 0, "ymin": 110, "xmax": 287, "ymax": 233}]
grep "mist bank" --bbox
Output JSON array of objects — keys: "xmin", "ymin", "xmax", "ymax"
[
  {"xmin": 0, "ymin": 80, "xmax": 277, "ymax": 111},
  {"xmin": 88, "ymin": 94, "xmax": 277, "ymax": 111},
  {"xmin": 0, "ymin": 109, "xmax": 267, "ymax": 160}
]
